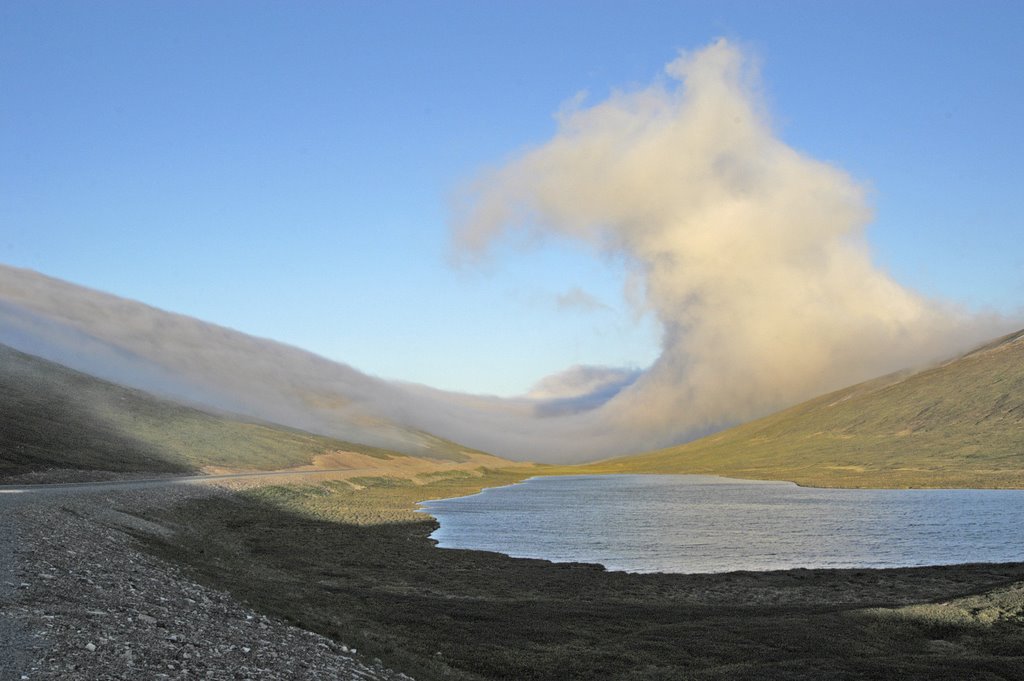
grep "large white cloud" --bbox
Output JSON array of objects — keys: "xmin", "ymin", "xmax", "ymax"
[{"xmin": 452, "ymin": 38, "xmax": 1009, "ymax": 449}]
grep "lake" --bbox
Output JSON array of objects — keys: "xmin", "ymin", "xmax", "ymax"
[{"xmin": 417, "ymin": 474, "xmax": 1024, "ymax": 574}]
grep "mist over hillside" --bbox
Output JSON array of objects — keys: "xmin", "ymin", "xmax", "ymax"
[
  {"xmin": 1, "ymin": 263, "xmax": 1015, "ymax": 464},
  {"xmin": 589, "ymin": 329, "xmax": 1024, "ymax": 487},
  {"xmin": 0, "ymin": 341, "xmax": 471, "ymax": 479},
  {"xmin": 0, "ymin": 264, "xmax": 619, "ymax": 460}
]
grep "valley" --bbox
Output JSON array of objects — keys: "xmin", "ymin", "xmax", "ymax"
[
  {"xmin": 5, "ymin": 9, "xmax": 1022, "ymax": 679},
  {"xmin": 2, "ymin": 333, "xmax": 1023, "ymax": 679}
]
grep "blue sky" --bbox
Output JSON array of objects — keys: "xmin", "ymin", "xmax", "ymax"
[{"xmin": 2, "ymin": 1, "xmax": 1022, "ymax": 396}]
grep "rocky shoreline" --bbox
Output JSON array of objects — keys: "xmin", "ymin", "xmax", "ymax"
[{"xmin": 1, "ymin": 485, "xmax": 412, "ymax": 681}]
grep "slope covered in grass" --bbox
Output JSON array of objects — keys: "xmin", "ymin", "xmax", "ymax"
[
  {"xmin": 584, "ymin": 329, "xmax": 1024, "ymax": 488},
  {"xmin": 0, "ymin": 343, "xmax": 484, "ymax": 480}
]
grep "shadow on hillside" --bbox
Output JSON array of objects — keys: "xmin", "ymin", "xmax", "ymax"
[{"xmin": 0, "ymin": 385, "xmax": 195, "ymax": 482}]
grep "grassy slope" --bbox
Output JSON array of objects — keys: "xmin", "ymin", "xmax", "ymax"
[
  {"xmin": 0, "ymin": 343, "xmax": 482, "ymax": 480},
  {"xmin": 580, "ymin": 329, "xmax": 1024, "ymax": 488}
]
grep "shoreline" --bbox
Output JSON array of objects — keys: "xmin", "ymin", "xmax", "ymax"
[{"xmin": 415, "ymin": 471, "xmax": 1024, "ymax": 577}]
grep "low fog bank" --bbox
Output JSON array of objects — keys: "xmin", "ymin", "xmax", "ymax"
[
  {"xmin": 0, "ymin": 266, "xmax": 432, "ymax": 455},
  {"xmin": 0, "ymin": 264, "xmax": 662, "ymax": 460},
  {"xmin": 0, "ymin": 261, "xmax": 1011, "ymax": 464}
]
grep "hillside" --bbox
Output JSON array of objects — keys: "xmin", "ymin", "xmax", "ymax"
[
  {"xmin": 0, "ymin": 343, "xmax": 495, "ymax": 481},
  {"xmin": 0, "ymin": 264, "xmax": 502, "ymax": 460},
  {"xmin": 582, "ymin": 329, "xmax": 1024, "ymax": 488}
]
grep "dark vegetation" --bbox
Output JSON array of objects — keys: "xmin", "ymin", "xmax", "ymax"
[
  {"xmin": 139, "ymin": 473, "xmax": 1024, "ymax": 681},
  {"xmin": 0, "ymin": 343, "xmax": 439, "ymax": 480},
  {"xmin": 588, "ymin": 329, "xmax": 1024, "ymax": 488}
]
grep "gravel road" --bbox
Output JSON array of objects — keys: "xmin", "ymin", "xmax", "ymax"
[
  {"xmin": 0, "ymin": 475, "xmax": 414, "ymax": 681},
  {"xmin": 0, "ymin": 495, "xmax": 34, "ymax": 681}
]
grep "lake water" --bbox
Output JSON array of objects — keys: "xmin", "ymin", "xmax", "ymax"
[{"xmin": 417, "ymin": 474, "xmax": 1024, "ymax": 574}]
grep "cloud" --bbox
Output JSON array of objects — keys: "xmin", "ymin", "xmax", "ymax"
[
  {"xmin": 527, "ymin": 364, "xmax": 641, "ymax": 417},
  {"xmin": 555, "ymin": 286, "xmax": 610, "ymax": 313},
  {"xmin": 527, "ymin": 364, "xmax": 639, "ymax": 400},
  {"xmin": 452, "ymin": 38, "xmax": 1013, "ymax": 452}
]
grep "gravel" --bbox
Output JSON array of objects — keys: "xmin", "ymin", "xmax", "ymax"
[
  {"xmin": 0, "ymin": 497, "xmax": 35, "ymax": 681},
  {"xmin": 0, "ymin": 484, "xmax": 413, "ymax": 681}
]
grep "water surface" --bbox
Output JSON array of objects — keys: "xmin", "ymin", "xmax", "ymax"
[{"xmin": 418, "ymin": 474, "xmax": 1024, "ymax": 573}]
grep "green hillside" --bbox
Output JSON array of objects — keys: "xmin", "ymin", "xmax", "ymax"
[
  {"xmin": 583, "ymin": 329, "xmax": 1024, "ymax": 488},
  {"xmin": 0, "ymin": 343, "xmax": 474, "ymax": 481}
]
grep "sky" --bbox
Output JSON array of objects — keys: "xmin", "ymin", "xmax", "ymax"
[{"xmin": 2, "ymin": 1, "xmax": 1023, "ymax": 398}]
